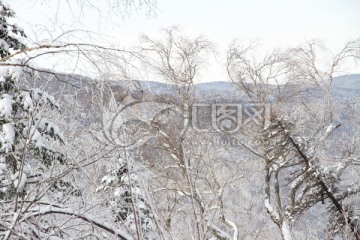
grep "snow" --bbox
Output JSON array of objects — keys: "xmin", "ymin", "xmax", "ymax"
[
  {"xmin": 0, "ymin": 163, "xmax": 6, "ymax": 173},
  {"xmin": 325, "ymin": 122, "xmax": 337, "ymax": 134},
  {"xmin": 13, "ymin": 171, "xmax": 27, "ymax": 190},
  {"xmin": 30, "ymin": 127, "xmax": 41, "ymax": 142},
  {"xmin": 23, "ymin": 206, "xmax": 134, "ymax": 240},
  {"xmin": 35, "ymin": 118, "xmax": 63, "ymax": 141},
  {"xmin": 8, "ymin": 60, "xmax": 25, "ymax": 80},
  {"xmin": 0, "ymin": 156, "xmax": 7, "ymax": 175},
  {"xmin": 101, "ymin": 175, "xmax": 116, "ymax": 185},
  {"xmin": 0, "ymin": 94, "xmax": 13, "ymax": 117},
  {"xmin": 20, "ymin": 91, "xmax": 33, "ymax": 110},
  {"xmin": 0, "ymin": 39, "xmax": 9, "ymax": 51},
  {"xmin": 114, "ymin": 187, "xmax": 122, "ymax": 197},
  {"xmin": 0, "ymin": 65, "xmax": 9, "ymax": 78},
  {"xmin": 48, "ymin": 237, "xmax": 63, "ymax": 240},
  {"xmin": 334, "ymin": 162, "xmax": 346, "ymax": 172},
  {"xmin": 264, "ymin": 198, "xmax": 274, "ymax": 213},
  {"xmin": 0, "ymin": 2, "xmax": 10, "ymax": 11},
  {"xmin": 291, "ymin": 176, "xmax": 304, "ymax": 190},
  {"xmin": 1, "ymin": 123, "xmax": 15, "ymax": 152},
  {"xmin": 32, "ymin": 88, "xmax": 59, "ymax": 109},
  {"xmin": 264, "ymin": 198, "xmax": 280, "ymax": 222},
  {"xmin": 320, "ymin": 122, "xmax": 340, "ymax": 142}
]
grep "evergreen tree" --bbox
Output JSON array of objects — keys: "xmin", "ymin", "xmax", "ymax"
[
  {"xmin": 0, "ymin": 2, "xmax": 67, "ymax": 237},
  {"xmin": 97, "ymin": 157, "xmax": 156, "ymax": 239},
  {"xmin": 0, "ymin": 1, "xmax": 65, "ymax": 199},
  {"xmin": 0, "ymin": 1, "xmax": 26, "ymax": 58},
  {"xmin": 0, "ymin": 61, "xmax": 66, "ymax": 199}
]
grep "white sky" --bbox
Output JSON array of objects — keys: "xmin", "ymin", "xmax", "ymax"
[{"xmin": 9, "ymin": 0, "xmax": 360, "ymax": 82}]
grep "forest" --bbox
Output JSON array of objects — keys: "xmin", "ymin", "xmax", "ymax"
[{"xmin": 1, "ymin": 1, "xmax": 360, "ymax": 239}]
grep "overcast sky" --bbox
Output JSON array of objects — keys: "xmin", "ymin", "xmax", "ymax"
[{"xmin": 9, "ymin": 0, "xmax": 360, "ymax": 82}]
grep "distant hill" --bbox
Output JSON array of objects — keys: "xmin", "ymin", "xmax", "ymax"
[
  {"xmin": 30, "ymin": 70, "xmax": 360, "ymax": 103},
  {"xmin": 333, "ymin": 74, "xmax": 360, "ymax": 90}
]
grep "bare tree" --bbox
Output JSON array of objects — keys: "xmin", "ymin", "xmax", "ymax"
[
  {"xmin": 226, "ymin": 39, "xmax": 360, "ymax": 240},
  {"xmin": 95, "ymin": 27, "xmax": 252, "ymax": 239}
]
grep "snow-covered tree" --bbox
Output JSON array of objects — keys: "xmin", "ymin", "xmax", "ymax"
[
  {"xmin": 226, "ymin": 39, "xmax": 360, "ymax": 239},
  {"xmin": 0, "ymin": 53, "xmax": 70, "ymax": 239},
  {"xmin": 97, "ymin": 156, "xmax": 157, "ymax": 239},
  {"xmin": 0, "ymin": 1, "xmax": 26, "ymax": 59},
  {"xmin": 0, "ymin": 59, "xmax": 66, "ymax": 200},
  {"xmin": 261, "ymin": 117, "xmax": 360, "ymax": 239},
  {"xmin": 0, "ymin": 1, "xmax": 161, "ymax": 239},
  {"xmin": 0, "ymin": 2, "xmax": 80, "ymax": 239},
  {"xmin": 0, "ymin": 0, "xmax": 65, "ymax": 202}
]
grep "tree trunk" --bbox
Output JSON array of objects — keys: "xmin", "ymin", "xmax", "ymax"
[{"xmin": 281, "ymin": 220, "xmax": 292, "ymax": 240}]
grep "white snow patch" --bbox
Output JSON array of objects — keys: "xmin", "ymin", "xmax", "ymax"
[
  {"xmin": 0, "ymin": 94, "xmax": 13, "ymax": 117},
  {"xmin": 1, "ymin": 123, "xmax": 15, "ymax": 152},
  {"xmin": 13, "ymin": 171, "xmax": 27, "ymax": 190}
]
